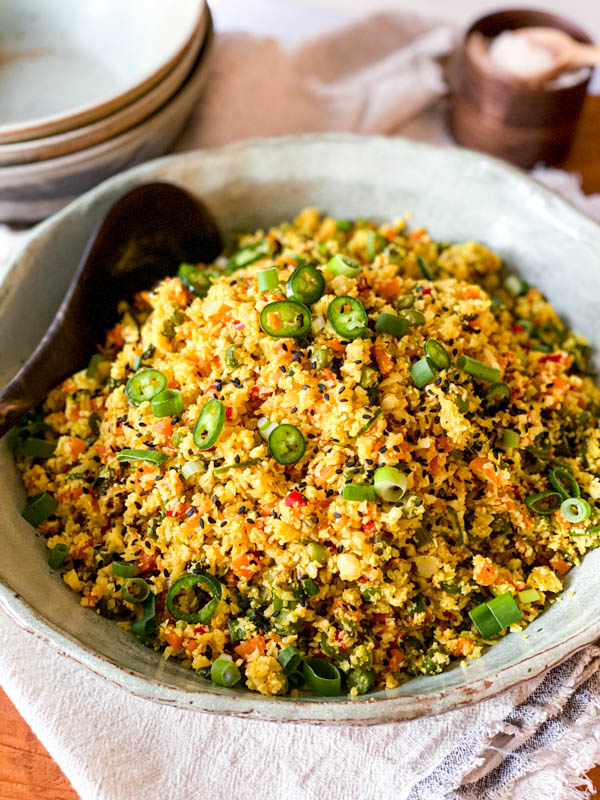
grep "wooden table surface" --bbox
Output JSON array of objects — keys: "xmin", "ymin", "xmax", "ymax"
[{"xmin": 1, "ymin": 94, "xmax": 600, "ymax": 800}]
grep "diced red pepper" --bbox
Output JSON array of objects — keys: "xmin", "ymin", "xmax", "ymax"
[
  {"xmin": 512, "ymin": 324, "xmax": 524, "ymax": 333},
  {"xmin": 539, "ymin": 353, "xmax": 562, "ymax": 363},
  {"xmin": 421, "ymin": 287, "xmax": 433, "ymax": 296},
  {"xmin": 285, "ymin": 490, "xmax": 308, "ymax": 508},
  {"xmin": 362, "ymin": 520, "xmax": 375, "ymax": 534},
  {"xmin": 165, "ymin": 509, "xmax": 179, "ymax": 518},
  {"xmin": 233, "ymin": 320, "xmax": 245, "ymax": 331},
  {"xmin": 225, "ymin": 406, "xmax": 233, "ymax": 420}
]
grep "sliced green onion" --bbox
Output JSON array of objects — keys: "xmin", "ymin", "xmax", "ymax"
[
  {"xmin": 268, "ymin": 424, "xmax": 306, "ymax": 465},
  {"xmin": 442, "ymin": 583, "xmax": 461, "ymax": 594},
  {"xmin": 14, "ymin": 437, "xmax": 56, "ymax": 458},
  {"xmin": 373, "ymin": 466, "xmax": 407, "ymax": 502},
  {"xmin": 278, "ymin": 645, "xmax": 301, "ymax": 674},
  {"xmin": 487, "ymin": 592, "xmax": 522, "ymax": 628},
  {"xmin": 326, "ymin": 253, "xmax": 361, "ymax": 277},
  {"xmin": 560, "ymin": 497, "xmax": 590, "ymax": 523},
  {"xmin": 48, "ymin": 543, "xmax": 68, "ymax": 570},
  {"xmin": 375, "ymin": 312, "xmax": 409, "ymax": 338},
  {"xmin": 424, "ymin": 339, "xmax": 450, "ymax": 369},
  {"xmin": 342, "ymin": 483, "xmax": 376, "ymax": 502},
  {"xmin": 181, "ymin": 460, "xmax": 206, "ymax": 480},
  {"xmin": 549, "ymin": 467, "xmax": 580, "ymax": 500},
  {"xmin": 336, "ymin": 219, "xmax": 353, "ymax": 232},
  {"xmin": 286, "ymin": 264, "xmax": 325, "ymax": 305},
  {"xmin": 468, "ymin": 601, "xmax": 502, "ymax": 638},
  {"xmin": 225, "ymin": 239, "xmax": 271, "ymax": 274},
  {"xmin": 151, "ymin": 389, "xmax": 183, "ymax": 418},
  {"xmin": 22, "ymin": 492, "xmax": 58, "ymax": 526},
  {"xmin": 525, "ymin": 490, "xmax": 563, "ymax": 515},
  {"xmin": 211, "ymin": 654, "xmax": 242, "ymax": 687},
  {"xmin": 112, "ymin": 561, "xmax": 136, "ymax": 578},
  {"xmin": 177, "ymin": 263, "xmax": 216, "ymax": 297},
  {"xmin": 116, "ymin": 449, "xmax": 167, "ymax": 466},
  {"xmin": 400, "ymin": 308, "xmax": 425, "ymax": 326},
  {"xmin": 456, "ymin": 355, "xmax": 501, "ymax": 384},
  {"xmin": 302, "ymin": 657, "xmax": 341, "ymax": 696},
  {"xmin": 214, "ymin": 459, "xmax": 260, "ymax": 475},
  {"xmin": 307, "ymin": 541, "xmax": 328, "ymax": 564},
  {"xmin": 504, "ymin": 274, "xmax": 528, "ymax": 297},
  {"xmin": 484, "ymin": 381, "xmax": 511, "ymax": 410},
  {"xmin": 258, "ymin": 267, "xmax": 279, "ymax": 294},
  {"xmin": 327, "ymin": 295, "xmax": 368, "ymax": 340},
  {"xmin": 258, "ymin": 416, "xmax": 278, "ymax": 440},
  {"xmin": 166, "ymin": 572, "xmax": 223, "ymax": 624},
  {"xmin": 503, "ymin": 429, "xmax": 520, "ymax": 448},
  {"xmin": 193, "ymin": 398, "xmax": 225, "ymax": 450},
  {"xmin": 410, "ymin": 356, "xmax": 437, "ymax": 388},
  {"xmin": 86, "ymin": 353, "xmax": 107, "ymax": 378},
  {"xmin": 122, "ymin": 577, "xmax": 150, "ymax": 604},
  {"xmin": 132, "ymin": 592, "xmax": 157, "ymax": 644},
  {"xmin": 417, "ymin": 255, "xmax": 436, "ymax": 280},
  {"xmin": 225, "ymin": 345, "xmax": 241, "ymax": 369},
  {"xmin": 126, "ymin": 369, "xmax": 167, "ymax": 405},
  {"xmin": 518, "ymin": 588, "xmax": 541, "ymax": 604}
]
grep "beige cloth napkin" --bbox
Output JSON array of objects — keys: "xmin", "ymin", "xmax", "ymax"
[{"xmin": 2, "ymin": 6, "xmax": 600, "ymax": 800}]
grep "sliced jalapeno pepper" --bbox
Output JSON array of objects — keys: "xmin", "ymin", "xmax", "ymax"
[
  {"xmin": 225, "ymin": 239, "xmax": 271, "ymax": 274},
  {"xmin": 126, "ymin": 369, "xmax": 167, "ymax": 405},
  {"xmin": 268, "ymin": 423, "xmax": 306, "ymax": 465},
  {"xmin": 193, "ymin": 398, "xmax": 225, "ymax": 449},
  {"xmin": 286, "ymin": 264, "xmax": 325, "ymax": 305},
  {"xmin": 327, "ymin": 296, "xmax": 368, "ymax": 340},
  {"xmin": 177, "ymin": 263, "xmax": 217, "ymax": 297},
  {"xmin": 166, "ymin": 573, "xmax": 223, "ymax": 623},
  {"xmin": 260, "ymin": 300, "xmax": 312, "ymax": 339}
]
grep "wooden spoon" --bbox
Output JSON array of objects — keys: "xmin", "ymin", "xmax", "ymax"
[
  {"xmin": 0, "ymin": 182, "xmax": 223, "ymax": 437},
  {"xmin": 515, "ymin": 27, "xmax": 600, "ymax": 84}
]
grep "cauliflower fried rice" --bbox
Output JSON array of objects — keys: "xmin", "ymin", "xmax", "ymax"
[{"xmin": 14, "ymin": 208, "xmax": 600, "ymax": 697}]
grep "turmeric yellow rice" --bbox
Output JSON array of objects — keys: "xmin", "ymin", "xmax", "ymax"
[{"xmin": 13, "ymin": 208, "xmax": 600, "ymax": 697}]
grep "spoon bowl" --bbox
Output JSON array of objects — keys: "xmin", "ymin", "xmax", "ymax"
[{"xmin": 0, "ymin": 182, "xmax": 223, "ymax": 436}]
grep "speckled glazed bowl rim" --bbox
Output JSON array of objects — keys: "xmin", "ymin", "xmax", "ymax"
[{"xmin": 2, "ymin": 134, "xmax": 600, "ymax": 725}]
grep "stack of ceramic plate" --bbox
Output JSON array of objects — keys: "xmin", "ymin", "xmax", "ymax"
[{"xmin": 0, "ymin": 0, "xmax": 212, "ymax": 223}]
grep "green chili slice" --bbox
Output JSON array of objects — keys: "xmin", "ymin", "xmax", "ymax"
[
  {"xmin": 560, "ymin": 497, "xmax": 590, "ymax": 523},
  {"xmin": 456, "ymin": 355, "xmax": 501, "ymax": 383},
  {"xmin": 258, "ymin": 267, "xmax": 279, "ymax": 294},
  {"xmin": 326, "ymin": 253, "xmax": 361, "ymax": 278},
  {"xmin": 484, "ymin": 381, "xmax": 511, "ymax": 410},
  {"xmin": 373, "ymin": 466, "xmax": 408, "ymax": 502},
  {"xmin": 112, "ymin": 561, "xmax": 136, "ymax": 578},
  {"xmin": 375, "ymin": 312, "xmax": 409, "ymax": 338},
  {"xmin": 48, "ymin": 543, "xmax": 68, "ymax": 570},
  {"xmin": 549, "ymin": 467, "xmax": 580, "ymax": 500},
  {"xmin": 302, "ymin": 657, "xmax": 341, "ymax": 696},
  {"xmin": 151, "ymin": 389, "xmax": 183, "ymax": 418},
  {"xmin": 260, "ymin": 300, "xmax": 312, "ymax": 339},
  {"xmin": 122, "ymin": 577, "xmax": 150, "ymax": 604},
  {"xmin": 177, "ymin": 263, "xmax": 216, "ymax": 297},
  {"xmin": 410, "ymin": 356, "xmax": 437, "ymax": 388},
  {"xmin": 311, "ymin": 345, "xmax": 333, "ymax": 370},
  {"xmin": 116, "ymin": 449, "xmax": 167, "ymax": 466},
  {"xmin": 400, "ymin": 308, "xmax": 426, "ymax": 326},
  {"xmin": 327, "ymin": 296, "xmax": 368, "ymax": 340},
  {"xmin": 307, "ymin": 541, "xmax": 328, "ymax": 564},
  {"xmin": 166, "ymin": 573, "xmax": 223, "ymax": 623},
  {"xmin": 286, "ymin": 264, "xmax": 325, "ymax": 305},
  {"xmin": 268, "ymin": 424, "xmax": 306, "ymax": 465},
  {"xmin": 525, "ymin": 490, "xmax": 563, "ymax": 515},
  {"xmin": 225, "ymin": 239, "xmax": 271, "ymax": 274},
  {"xmin": 126, "ymin": 369, "xmax": 167, "ymax": 405},
  {"xmin": 193, "ymin": 398, "xmax": 226, "ymax": 449},
  {"xmin": 342, "ymin": 483, "xmax": 376, "ymax": 502},
  {"xmin": 132, "ymin": 592, "xmax": 157, "ymax": 644},
  {"xmin": 22, "ymin": 492, "xmax": 57, "ymax": 526},
  {"xmin": 225, "ymin": 345, "xmax": 241, "ymax": 369},
  {"xmin": 424, "ymin": 339, "xmax": 450, "ymax": 370},
  {"xmin": 211, "ymin": 654, "xmax": 241, "ymax": 687}
]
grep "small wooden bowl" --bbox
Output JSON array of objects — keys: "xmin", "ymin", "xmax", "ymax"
[{"xmin": 449, "ymin": 10, "xmax": 594, "ymax": 168}]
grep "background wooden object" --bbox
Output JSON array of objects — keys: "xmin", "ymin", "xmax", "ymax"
[{"xmin": 0, "ymin": 94, "xmax": 599, "ymax": 800}]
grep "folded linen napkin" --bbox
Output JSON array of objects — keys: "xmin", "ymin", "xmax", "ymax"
[{"xmin": 2, "ymin": 3, "xmax": 600, "ymax": 799}]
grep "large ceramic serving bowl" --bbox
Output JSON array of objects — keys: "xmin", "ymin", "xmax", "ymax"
[
  {"xmin": 1, "ymin": 135, "xmax": 599, "ymax": 725},
  {"xmin": 0, "ymin": 0, "xmax": 206, "ymax": 143}
]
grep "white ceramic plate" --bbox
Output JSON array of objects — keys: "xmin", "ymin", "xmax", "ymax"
[
  {"xmin": 0, "ymin": 16, "xmax": 214, "ymax": 224},
  {"xmin": 0, "ymin": 0, "xmax": 206, "ymax": 144},
  {"xmin": 0, "ymin": 7, "xmax": 208, "ymax": 167},
  {"xmin": 2, "ymin": 135, "xmax": 600, "ymax": 725}
]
